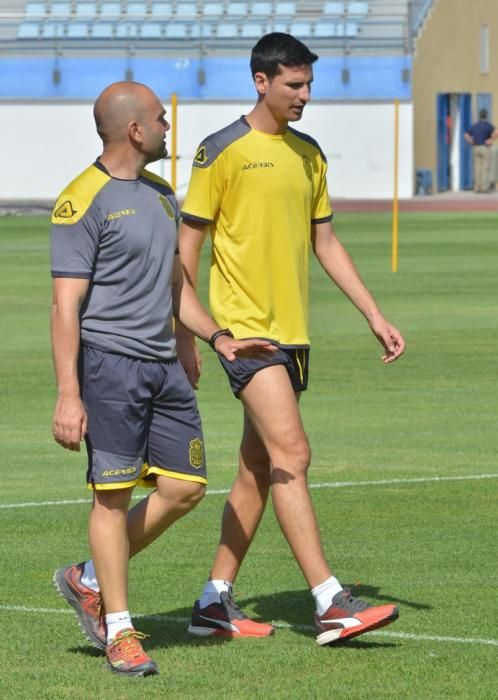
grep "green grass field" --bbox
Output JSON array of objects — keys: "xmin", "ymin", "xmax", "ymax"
[{"xmin": 0, "ymin": 212, "xmax": 496, "ymax": 698}]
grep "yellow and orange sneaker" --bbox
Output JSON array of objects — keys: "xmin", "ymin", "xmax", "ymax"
[
  {"xmin": 188, "ymin": 591, "xmax": 274, "ymax": 638},
  {"xmin": 106, "ymin": 629, "xmax": 158, "ymax": 677},
  {"xmin": 53, "ymin": 563, "xmax": 106, "ymax": 650}
]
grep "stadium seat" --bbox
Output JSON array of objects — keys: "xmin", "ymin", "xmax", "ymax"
[
  {"xmin": 227, "ymin": 2, "xmax": 248, "ymax": 17},
  {"xmin": 314, "ymin": 22, "xmax": 336, "ymax": 38},
  {"xmin": 151, "ymin": 2, "xmax": 173, "ymax": 18},
  {"xmin": 176, "ymin": 2, "xmax": 197, "ymax": 17},
  {"xmin": 241, "ymin": 22, "xmax": 264, "ymax": 38},
  {"xmin": 140, "ymin": 21, "xmax": 163, "ymax": 37},
  {"xmin": 75, "ymin": 1, "xmax": 97, "ymax": 18},
  {"xmin": 67, "ymin": 21, "xmax": 90, "ymax": 37},
  {"xmin": 100, "ymin": 1, "xmax": 121, "ymax": 17},
  {"xmin": 41, "ymin": 20, "xmax": 66, "ymax": 36},
  {"xmin": 250, "ymin": 2, "xmax": 272, "ymax": 17},
  {"xmin": 115, "ymin": 20, "xmax": 140, "ymax": 36},
  {"xmin": 345, "ymin": 21, "xmax": 358, "ymax": 36},
  {"xmin": 17, "ymin": 21, "xmax": 41, "ymax": 38},
  {"xmin": 90, "ymin": 20, "xmax": 115, "ymax": 37},
  {"xmin": 164, "ymin": 22, "xmax": 188, "ymax": 38},
  {"xmin": 266, "ymin": 21, "xmax": 288, "ymax": 33},
  {"xmin": 203, "ymin": 2, "xmax": 224, "ymax": 18},
  {"xmin": 25, "ymin": 2, "xmax": 47, "ymax": 17},
  {"xmin": 49, "ymin": 2, "xmax": 72, "ymax": 17},
  {"xmin": 125, "ymin": 1, "xmax": 148, "ymax": 17},
  {"xmin": 274, "ymin": 2, "xmax": 295, "ymax": 18},
  {"xmin": 289, "ymin": 21, "xmax": 313, "ymax": 38},
  {"xmin": 216, "ymin": 22, "xmax": 238, "ymax": 38},
  {"xmin": 191, "ymin": 23, "xmax": 214, "ymax": 38},
  {"xmin": 323, "ymin": 1, "xmax": 345, "ymax": 15},
  {"xmin": 347, "ymin": 1, "xmax": 368, "ymax": 16}
]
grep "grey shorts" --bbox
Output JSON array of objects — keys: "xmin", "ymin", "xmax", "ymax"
[
  {"xmin": 80, "ymin": 345, "xmax": 206, "ymax": 490},
  {"xmin": 218, "ymin": 346, "xmax": 310, "ymax": 398}
]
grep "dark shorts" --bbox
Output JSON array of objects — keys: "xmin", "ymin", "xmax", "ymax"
[
  {"xmin": 79, "ymin": 345, "xmax": 206, "ymax": 490},
  {"xmin": 218, "ymin": 346, "xmax": 310, "ymax": 398}
]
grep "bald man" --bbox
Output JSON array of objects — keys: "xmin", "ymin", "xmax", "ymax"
[{"xmin": 50, "ymin": 82, "xmax": 274, "ymax": 677}]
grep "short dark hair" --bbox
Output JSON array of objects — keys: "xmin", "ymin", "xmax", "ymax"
[
  {"xmin": 250, "ymin": 33, "xmax": 318, "ymax": 79},
  {"xmin": 479, "ymin": 108, "xmax": 488, "ymax": 120}
]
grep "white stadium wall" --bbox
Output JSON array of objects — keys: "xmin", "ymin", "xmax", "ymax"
[{"xmin": 0, "ymin": 101, "xmax": 413, "ymax": 201}]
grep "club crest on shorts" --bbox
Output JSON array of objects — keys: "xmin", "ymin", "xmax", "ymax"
[{"xmin": 189, "ymin": 437, "xmax": 203, "ymax": 469}]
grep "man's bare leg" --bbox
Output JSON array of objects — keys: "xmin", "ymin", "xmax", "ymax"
[
  {"xmin": 209, "ymin": 411, "xmax": 271, "ymax": 582},
  {"xmin": 240, "ymin": 365, "xmax": 331, "ymax": 588}
]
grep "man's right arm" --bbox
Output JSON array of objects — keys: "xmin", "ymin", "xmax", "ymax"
[
  {"xmin": 51, "ymin": 277, "xmax": 89, "ymax": 451},
  {"xmin": 176, "ymin": 218, "xmax": 209, "ymax": 387}
]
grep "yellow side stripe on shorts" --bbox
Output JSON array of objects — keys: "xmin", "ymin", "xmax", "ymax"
[
  {"xmin": 295, "ymin": 350, "xmax": 304, "ymax": 384},
  {"xmin": 144, "ymin": 466, "xmax": 208, "ymax": 486}
]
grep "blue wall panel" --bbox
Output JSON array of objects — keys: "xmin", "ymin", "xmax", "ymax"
[{"xmin": 0, "ymin": 55, "xmax": 411, "ymax": 100}]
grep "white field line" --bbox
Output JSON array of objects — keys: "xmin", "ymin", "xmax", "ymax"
[
  {"xmin": 1, "ymin": 605, "xmax": 497, "ymax": 648},
  {"xmin": 1, "ymin": 472, "xmax": 498, "ymax": 511}
]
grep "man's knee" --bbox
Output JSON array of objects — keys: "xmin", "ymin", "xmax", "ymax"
[
  {"xmin": 271, "ymin": 435, "xmax": 311, "ymax": 476},
  {"xmin": 156, "ymin": 477, "xmax": 206, "ymax": 511}
]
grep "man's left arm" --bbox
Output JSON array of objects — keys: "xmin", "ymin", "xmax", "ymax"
[{"xmin": 311, "ymin": 221, "xmax": 406, "ymax": 364}]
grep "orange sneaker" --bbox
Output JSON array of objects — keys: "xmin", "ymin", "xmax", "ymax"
[
  {"xmin": 188, "ymin": 591, "xmax": 274, "ymax": 638},
  {"xmin": 106, "ymin": 629, "xmax": 159, "ymax": 676},
  {"xmin": 315, "ymin": 589, "xmax": 399, "ymax": 645},
  {"xmin": 53, "ymin": 563, "xmax": 106, "ymax": 650}
]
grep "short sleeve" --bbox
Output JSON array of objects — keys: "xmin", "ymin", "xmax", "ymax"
[
  {"xmin": 311, "ymin": 154, "xmax": 333, "ymax": 223},
  {"xmin": 51, "ymin": 194, "xmax": 102, "ymax": 278},
  {"xmin": 181, "ymin": 140, "xmax": 226, "ymax": 223}
]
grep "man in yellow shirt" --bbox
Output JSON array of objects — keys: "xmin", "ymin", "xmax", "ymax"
[{"xmin": 178, "ymin": 33, "xmax": 405, "ymax": 645}]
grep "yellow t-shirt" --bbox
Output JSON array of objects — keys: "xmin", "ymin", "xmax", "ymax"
[{"xmin": 181, "ymin": 117, "xmax": 332, "ymax": 347}]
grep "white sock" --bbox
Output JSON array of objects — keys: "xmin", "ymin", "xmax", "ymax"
[
  {"xmin": 80, "ymin": 560, "xmax": 100, "ymax": 592},
  {"xmin": 105, "ymin": 611, "xmax": 133, "ymax": 643},
  {"xmin": 311, "ymin": 576, "xmax": 344, "ymax": 615},
  {"xmin": 199, "ymin": 579, "xmax": 232, "ymax": 609}
]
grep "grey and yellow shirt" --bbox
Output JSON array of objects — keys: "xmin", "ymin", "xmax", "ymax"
[{"xmin": 51, "ymin": 160, "xmax": 178, "ymax": 361}]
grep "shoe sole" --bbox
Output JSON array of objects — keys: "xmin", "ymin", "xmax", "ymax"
[
  {"xmin": 316, "ymin": 608, "xmax": 399, "ymax": 646},
  {"xmin": 188, "ymin": 624, "xmax": 275, "ymax": 638},
  {"xmin": 53, "ymin": 567, "xmax": 106, "ymax": 651},
  {"xmin": 106, "ymin": 662, "xmax": 159, "ymax": 677}
]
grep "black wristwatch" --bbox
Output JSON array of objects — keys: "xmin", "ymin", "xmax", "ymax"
[{"xmin": 209, "ymin": 328, "xmax": 234, "ymax": 350}]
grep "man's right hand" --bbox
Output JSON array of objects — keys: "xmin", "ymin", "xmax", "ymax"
[{"xmin": 52, "ymin": 395, "xmax": 87, "ymax": 451}]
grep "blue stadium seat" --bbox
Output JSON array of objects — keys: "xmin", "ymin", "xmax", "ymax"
[
  {"xmin": 274, "ymin": 2, "xmax": 295, "ymax": 18},
  {"xmin": 115, "ymin": 20, "xmax": 140, "ymax": 37},
  {"xmin": 176, "ymin": 2, "xmax": 197, "ymax": 17},
  {"xmin": 203, "ymin": 2, "xmax": 224, "ymax": 18},
  {"xmin": 100, "ymin": 1, "xmax": 122, "ymax": 16},
  {"xmin": 345, "ymin": 21, "xmax": 358, "ymax": 36},
  {"xmin": 42, "ymin": 20, "xmax": 66, "ymax": 36},
  {"xmin": 323, "ymin": 1, "xmax": 345, "ymax": 15},
  {"xmin": 347, "ymin": 1, "xmax": 368, "ymax": 16},
  {"xmin": 151, "ymin": 2, "xmax": 173, "ymax": 18},
  {"xmin": 17, "ymin": 21, "xmax": 41, "ymax": 38},
  {"xmin": 67, "ymin": 21, "xmax": 90, "ymax": 37},
  {"xmin": 125, "ymin": 2, "xmax": 148, "ymax": 17},
  {"xmin": 75, "ymin": 1, "xmax": 97, "ymax": 18},
  {"xmin": 266, "ymin": 21, "xmax": 288, "ymax": 33},
  {"xmin": 49, "ymin": 2, "xmax": 72, "ymax": 16},
  {"xmin": 313, "ymin": 22, "xmax": 336, "ymax": 38},
  {"xmin": 227, "ymin": 2, "xmax": 248, "ymax": 17},
  {"xmin": 250, "ymin": 2, "xmax": 272, "ymax": 17},
  {"xmin": 289, "ymin": 21, "xmax": 313, "ymax": 38},
  {"xmin": 191, "ymin": 23, "xmax": 214, "ymax": 38},
  {"xmin": 216, "ymin": 22, "xmax": 238, "ymax": 38},
  {"xmin": 241, "ymin": 22, "xmax": 264, "ymax": 38},
  {"xmin": 90, "ymin": 20, "xmax": 115, "ymax": 37},
  {"xmin": 25, "ymin": 2, "xmax": 47, "ymax": 17},
  {"xmin": 164, "ymin": 22, "xmax": 188, "ymax": 38},
  {"xmin": 141, "ymin": 21, "xmax": 163, "ymax": 37}
]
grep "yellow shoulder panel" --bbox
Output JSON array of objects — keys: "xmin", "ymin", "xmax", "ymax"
[
  {"xmin": 51, "ymin": 164, "xmax": 110, "ymax": 225},
  {"xmin": 141, "ymin": 168, "xmax": 173, "ymax": 191}
]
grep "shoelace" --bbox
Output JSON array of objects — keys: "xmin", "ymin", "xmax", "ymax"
[
  {"xmin": 339, "ymin": 588, "xmax": 369, "ymax": 612},
  {"xmin": 221, "ymin": 591, "xmax": 247, "ymax": 620},
  {"xmin": 109, "ymin": 630, "xmax": 150, "ymax": 660}
]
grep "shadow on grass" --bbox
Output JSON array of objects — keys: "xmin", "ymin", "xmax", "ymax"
[{"xmin": 66, "ymin": 583, "xmax": 427, "ymax": 655}]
